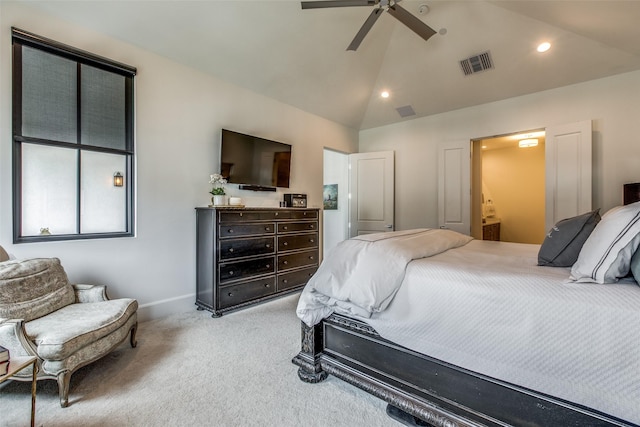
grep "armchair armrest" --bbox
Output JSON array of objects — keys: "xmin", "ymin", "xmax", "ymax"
[
  {"xmin": 72, "ymin": 284, "xmax": 109, "ymax": 303},
  {"xmin": 0, "ymin": 318, "xmax": 38, "ymax": 358}
]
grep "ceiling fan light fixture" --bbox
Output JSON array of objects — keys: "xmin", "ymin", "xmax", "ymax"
[
  {"xmin": 519, "ymin": 138, "xmax": 538, "ymax": 148},
  {"xmin": 381, "ymin": 90, "xmax": 390, "ymax": 98}
]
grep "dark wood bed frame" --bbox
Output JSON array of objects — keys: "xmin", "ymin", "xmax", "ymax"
[{"xmin": 292, "ymin": 313, "xmax": 637, "ymax": 427}]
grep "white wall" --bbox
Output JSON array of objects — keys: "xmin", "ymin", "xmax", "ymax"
[
  {"xmin": 323, "ymin": 149, "xmax": 349, "ymax": 257},
  {"xmin": 360, "ymin": 71, "xmax": 640, "ymax": 231},
  {"xmin": 0, "ymin": 3, "xmax": 358, "ymax": 321}
]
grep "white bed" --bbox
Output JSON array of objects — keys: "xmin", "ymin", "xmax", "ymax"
[{"xmin": 296, "ymin": 204, "xmax": 640, "ymax": 425}]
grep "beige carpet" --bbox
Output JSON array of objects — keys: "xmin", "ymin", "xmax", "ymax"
[{"xmin": 1, "ymin": 294, "xmax": 398, "ymax": 426}]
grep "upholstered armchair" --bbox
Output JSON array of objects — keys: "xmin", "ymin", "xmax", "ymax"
[{"xmin": 0, "ymin": 251, "xmax": 138, "ymax": 407}]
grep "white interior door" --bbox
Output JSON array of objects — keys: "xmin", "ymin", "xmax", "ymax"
[
  {"xmin": 348, "ymin": 151, "xmax": 395, "ymax": 237},
  {"xmin": 438, "ymin": 141, "xmax": 471, "ymax": 234},
  {"xmin": 544, "ymin": 120, "xmax": 592, "ymax": 232}
]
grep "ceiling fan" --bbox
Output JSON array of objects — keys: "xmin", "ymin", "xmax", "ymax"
[{"xmin": 301, "ymin": 0, "xmax": 437, "ymax": 51}]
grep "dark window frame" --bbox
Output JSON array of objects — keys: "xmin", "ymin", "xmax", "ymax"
[{"xmin": 12, "ymin": 28, "xmax": 136, "ymax": 243}]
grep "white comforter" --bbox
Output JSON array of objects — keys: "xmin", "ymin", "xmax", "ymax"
[
  {"xmin": 296, "ymin": 232, "xmax": 640, "ymax": 424},
  {"xmin": 296, "ymin": 228, "xmax": 472, "ymax": 326}
]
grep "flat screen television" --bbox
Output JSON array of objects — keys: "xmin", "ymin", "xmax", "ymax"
[{"xmin": 220, "ymin": 129, "xmax": 292, "ymax": 191}]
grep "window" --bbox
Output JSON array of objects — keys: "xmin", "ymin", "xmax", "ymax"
[{"xmin": 12, "ymin": 28, "xmax": 136, "ymax": 242}]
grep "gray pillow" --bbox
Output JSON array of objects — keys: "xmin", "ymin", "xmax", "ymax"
[{"xmin": 538, "ymin": 209, "xmax": 601, "ymax": 267}]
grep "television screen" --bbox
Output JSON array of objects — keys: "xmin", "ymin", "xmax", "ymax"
[{"xmin": 220, "ymin": 129, "xmax": 292, "ymax": 189}]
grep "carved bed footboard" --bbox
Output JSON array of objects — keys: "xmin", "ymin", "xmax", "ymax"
[{"xmin": 292, "ymin": 314, "xmax": 636, "ymax": 427}]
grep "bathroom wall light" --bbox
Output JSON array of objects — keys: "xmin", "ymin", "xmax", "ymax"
[
  {"xmin": 113, "ymin": 172, "xmax": 124, "ymax": 187},
  {"xmin": 519, "ymin": 138, "xmax": 538, "ymax": 148}
]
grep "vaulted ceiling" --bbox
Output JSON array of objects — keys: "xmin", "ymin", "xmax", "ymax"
[{"xmin": 20, "ymin": 0, "xmax": 640, "ymax": 130}]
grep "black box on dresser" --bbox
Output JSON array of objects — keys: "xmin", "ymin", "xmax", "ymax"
[{"xmin": 195, "ymin": 207, "xmax": 319, "ymax": 317}]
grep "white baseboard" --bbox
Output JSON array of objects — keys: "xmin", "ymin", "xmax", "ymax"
[{"xmin": 137, "ymin": 293, "xmax": 196, "ymax": 322}]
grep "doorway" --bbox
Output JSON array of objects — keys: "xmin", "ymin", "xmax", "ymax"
[
  {"xmin": 322, "ymin": 149, "xmax": 395, "ymax": 258},
  {"xmin": 471, "ymin": 130, "xmax": 546, "ymax": 244}
]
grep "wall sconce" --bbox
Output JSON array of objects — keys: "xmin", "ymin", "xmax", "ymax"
[
  {"xmin": 518, "ymin": 138, "xmax": 538, "ymax": 148},
  {"xmin": 113, "ymin": 172, "xmax": 124, "ymax": 187}
]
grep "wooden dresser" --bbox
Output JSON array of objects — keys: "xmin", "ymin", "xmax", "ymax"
[{"xmin": 195, "ymin": 207, "xmax": 319, "ymax": 317}]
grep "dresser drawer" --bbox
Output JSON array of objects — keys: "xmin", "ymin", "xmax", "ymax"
[
  {"xmin": 219, "ymin": 256, "xmax": 275, "ymax": 283},
  {"xmin": 277, "ymin": 221, "xmax": 317, "ymax": 233},
  {"xmin": 219, "ymin": 223, "xmax": 275, "ymax": 238},
  {"xmin": 278, "ymin": 250, "xmax": 318, "ymax": 271},
  {"xmin": 219, "ymin": 237, "xmax": 275, "ymax": 260},
  {"xmin": 219, "ymin": 211, "xmax": 290, "ymax": 223},
  {"xmin": 219, "ymin": 277, "xmax": 276, "ymax": 308},
  {"xmin": 278, "ymin": 233, "xmax": 318, "ymax": 252},
  {"xmin": 290, "ymin": 210, "xmax": 318, "ymax": 220},
  {"xmin": 278, "ymin": 266, "xmax": 317, "ymax": 291}
]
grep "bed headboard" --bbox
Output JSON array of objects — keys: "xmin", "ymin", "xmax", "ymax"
[{"xmin": 623, "ymin": 183, "xmax": 640, "ymax": 205}]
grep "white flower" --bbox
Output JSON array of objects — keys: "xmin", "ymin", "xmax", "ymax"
[
  {"xmin": 209, "ymin": 173, "xmax": 227, "ymax": 185},
  {"xmin": 209, "ymin": 173, "xmax": 228, "ymax": 196}
]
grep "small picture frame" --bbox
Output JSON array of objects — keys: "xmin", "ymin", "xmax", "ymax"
[{"xmin": 323, "ymin": 184, "xmax": 338, "ymax": 210}]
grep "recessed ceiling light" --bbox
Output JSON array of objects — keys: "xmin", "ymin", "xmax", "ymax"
[
  {"xmin": 537, "ymin": 42, "xmax": 551, "ymax": 53},
  {"xmin": 381, "ymin": 91, "xmax": 390, "ymax": 98}
]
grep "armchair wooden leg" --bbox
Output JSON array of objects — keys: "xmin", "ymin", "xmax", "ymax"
[
  {"xmin": 129, "ymin": 322, "xmax": 138, "ymax": 348},
  {"xmin": 57, "ymin": 371, "xmax": 71, "ymax": 408}
]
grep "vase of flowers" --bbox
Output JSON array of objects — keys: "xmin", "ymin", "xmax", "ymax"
[{"xmin": 209, "ymin": 173, "xmax": 228, "ymax": 206}]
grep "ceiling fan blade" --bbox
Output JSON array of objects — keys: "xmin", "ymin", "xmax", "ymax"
[
  {"xmin": 347, "ymin": 7, "xmax": 384, "ymax": 51},
  {"xmin": 387, "ymin": 3, "xmax": 437, "ymax": 42},
  {"xmin": 301, "ymin": 0, "xmax": 377, "ymax": 10}
]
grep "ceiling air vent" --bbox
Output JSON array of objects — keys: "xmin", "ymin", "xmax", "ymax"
[
  {"xmin": 396, "ymin": 105, "xmax": 416, "ymax": 118},
  {"xmin": 460, "ymin": 51, "xmax": 494, "ymax": 76}
]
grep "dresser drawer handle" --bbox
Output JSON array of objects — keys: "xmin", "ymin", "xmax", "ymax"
[
  {"xmin": 266, "ymin": 244, "xmax": 271, "ymax": 248},
  {"xmin": 265, "ymin": 264, "xmax": 271, "ymax": 269},
  {"xmin": 283, "ymin": 242, "xmax": 288, "ymax": 246},
  {"xmin": 228, "ymin": 292, "xmax": 233, "ymax": 297},
  {"xmin": 282, "ymin": 279, "xmax": 288, "ymax": 284},
  {"xmin": 283, "ymin": 226, "xmax": 288, "ymax": 230},
  {"xmin": 283, "ymin": 260, "xmax": 288, "ymax": 265},
  {"xmin": 228, "ymin": 229, "xmax": 234, "ymax": 233},
  {"xmin": 264, "ymin": 283, "xmax": 271, "ymax": 288},
  {"xmin": 309, "ymin": 256, "xmax": 314, "ymax": 260},
  {"xmin": 309, "ymin": 224, "xmax": 314, "ymax": 229},
  {"xmin": 229, "ymin": 248, "xmax": 234, "ymax": 253},
  {"xmin": 229, "ymin": 271, "xmax": 234, "ymax": 276},
  {"xmin": 275, "ymin": 212, "xmax": 279, "ymax": 216},
  {"xmin": 309, "ymin": 239, "xmax": 315, "ymax": 243},
  {"xmin": 265, "ymin": 227, "xmax": 271, "ymax": 231}
]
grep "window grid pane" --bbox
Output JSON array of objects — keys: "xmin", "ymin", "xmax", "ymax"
[
  {"xmin": 21, "ymin": 144, "xmax": 78, "ymax": 236},
  {"xmin": 21, "ymin": 46, "xmax": 77, "ymax": 143},
  {"xmin": 80, "ymin": 151, "xmax": 127, "ymax": 233},
  {"xmin": 81, "ymin": 64, "xmax": 126, "ymax": 150}
]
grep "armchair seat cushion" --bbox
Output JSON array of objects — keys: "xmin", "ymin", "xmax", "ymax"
[{"xmin": 25, "ymin": 298, "xmax": 138, "ymax": 360}]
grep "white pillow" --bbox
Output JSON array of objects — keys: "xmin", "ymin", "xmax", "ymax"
[{"xmin": 570, "ymin": 202, "xmax": 640, "ymax": 283}]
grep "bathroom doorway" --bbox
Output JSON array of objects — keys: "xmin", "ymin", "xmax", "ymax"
[{"xmin": 471, "ymin": 130, "xmax": 546, "ymax": 244}]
